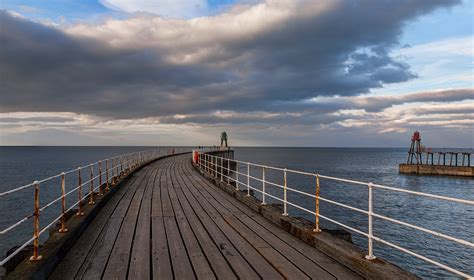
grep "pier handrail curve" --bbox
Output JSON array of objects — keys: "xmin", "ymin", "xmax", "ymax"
[
  {"xmin": 0, "ymin": 147, "xmax": 221, "ymax": 268},
  {"xmin": 198, "ymin": 152, "xmax": 474, "ymax": 279}
]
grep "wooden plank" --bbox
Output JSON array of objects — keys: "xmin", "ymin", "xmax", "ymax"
[
  {"xmin": 172, "ymin": 186, "xmax": 236, "ymax": 279},
  {"xmin": 177, "ymin": 163, "xmax": 286, "ymax": 280},
  {"xmin": 49, "ymin": 173, "xmax": 141, "ymax": 279},
  {"xmin": 50, "ymin": 154, "xmax": 361, "ymax": 280},
  {"xmin": 102, "ymin": 167, "xmax": 149, "ymax": 279},
  {"xmin": 76, "ymin": 217, "xmax": 123, "ymax": 279},
  {"xmin": 164, "ymin": 216, "xmax": 196, "ymax": 279},
  {"xmin": 76, "ymin": 166, "xmax": 155, "ymax": 279},
  {"xmin": 151, "ymin": 216, "xmax": 173, "ymax": 279},
  {"xmin": 128, "ymin": 168, "xmax": 157, "ymax": 280},
  {"xmin": 162, "ymin": 159, "xmax": 196, "ymax": 279},
  {"xmin": 177, "ymin": 178, "xmax": 261, "ymax": 279},
  {"xmin": 167, "ymin": 162, "xmax": 216, "ymax": 280},
  {"xmin": 112, "ymin": 171, "xmax": 148, "ymax": 218},
  {"xmin": 185, "ymin": 165, "xmax": 330, "ymax": 279},
  {"xmin": 160, "ymin": 163, "xmax": 174, "ymax": 217},
  {"xmin": 151, "ymin": 168, "xmax": 163, "ymax": 217},
  {"xmin": 151, "ymin": 159, "xmax": 173, "ymax": 279},
  {"xmin": 184, "ymin": 159, "xmax": 361, "ymax": 279}
]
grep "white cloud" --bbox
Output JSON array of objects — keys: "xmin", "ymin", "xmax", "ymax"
[
  {"xmin": 99, "ymin": 0, "xmax": 209, "ymax": 19},
  {"xmin": 398, "ymin": 36, "xmax": 474, "ymax": 57}
]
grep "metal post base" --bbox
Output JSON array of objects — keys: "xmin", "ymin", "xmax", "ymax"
[{"xmin": 29, "ymin": 255, "xmax": 43, "ymax": 261}]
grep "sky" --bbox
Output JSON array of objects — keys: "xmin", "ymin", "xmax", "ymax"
[{"xmin": 0, "ymin": 0, "xmax": 472, "ymax": 147}]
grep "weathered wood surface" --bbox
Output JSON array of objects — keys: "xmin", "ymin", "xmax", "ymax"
[{"xmin": 49, "ymin": 154, "xmax": 360, "ymax": 279}]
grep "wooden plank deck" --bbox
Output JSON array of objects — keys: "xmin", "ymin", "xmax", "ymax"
[{"xmin": 49, "ymin": 154, "xmax": 361, "ymax": 279}]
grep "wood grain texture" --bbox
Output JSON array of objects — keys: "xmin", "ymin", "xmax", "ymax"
[{"xmin": 49, "ymin": 154, "xmax": 359, "ymax": 280}]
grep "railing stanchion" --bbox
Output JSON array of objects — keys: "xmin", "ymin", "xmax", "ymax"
[
  {"xmin": 235, "ymin": 161, "xmax": 239, "ymax": 191},
  {"xmin": 212, "ymin": 156, "xmax": 214, "ymax": 176},
  {"xmin": 59, "ymin": 173, "xmax": 68, "ymax": 233},
  {"xmin": 89, "ymin": 164, "xmax": 95, "ymax": 205},
  {"xmin": 77, "ymin": 167, "xmax": 84, "ymax": 216},
  {"xmin": 246, "ymin": 163, "xmax": 250, "ymax": 196},
  {"xmin": 314, "ymin": 174, "xmax": 321, "ymax": 233},
  {"xmin": 220, "ymin": 157, "xmax": 224, "ymax": 182},
  {"xmin": 365, "ymin": 182, "xmax": 376, "ymax": 260},
  {"xmin": 111, "ymin": 158, "xmax": 115, "ymax": 184},
  {"xmin": 116, "ymin": 157, "xmax": 119, "ymax": 179},
  {"xmin": 227, "ymin": 158, "xmax": 230, "ymax": 184},
  {"xmin": 120, "ymin": 156, "xmax": 123, "ymax": 176},
  {"xmin": 261, "ymin": 166, "xmax": 266, "ymax": 205},
  {"xmin": 29, "ymin": 181, "xmax": 42, "ymax": 261},
  {"xmin": 214, "ymin": 156, "xmax": 217, "ymax": 178},
  {"xmin": 105, "ymin": 159, "xmax": 110, "ymax": 191},
  {"xmin": 283, "ymin": 168, "xmax": 288, "ymax": 216},
  {"xmin": 98, "ymin": 161, "xmax": 103, "ymax": 196}
]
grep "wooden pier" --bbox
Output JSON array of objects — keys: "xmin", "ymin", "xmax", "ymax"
[
  {"xmin": 10, "ymin": 153, "xmax": 358, "ymax": 279},
  {"xmin": 2, "ymin": 147, "xmax": 472, "ymax": 279},
  {"xmin": 2, "ymin": 151, "xmax": 424, "ymax": 279}
]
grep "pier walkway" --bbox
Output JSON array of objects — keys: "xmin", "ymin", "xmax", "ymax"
[{"xmin": 49, "ymin": 154, "xmax": 359, "ymax": 279}]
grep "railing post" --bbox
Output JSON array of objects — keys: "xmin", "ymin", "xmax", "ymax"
[
  {"xmin": 235, "ymin": 161, "xmax": 240, "ymax": 191},
  {"xmin": 29, "ymin": 181, "xmax": 42, "ymax": 261},
  {"xmin": 127, "ymin": 155, "xmax": 130, "ymax": 172},
  {"xmin": 283, "ymin": 168, "xmax": 288, "ymax": 216},
  {"xmin": 77, "ymin": 167, "xmax": 84, "ymax": 216},
  {"xmin": 261, "ymin": 167, "xmax": 266, "ymax": 205},
  {"xmin": 227, "ymin": 158, "xmax": 230, "ymax": 185},
  {"xmin": 314, "ymin": 174, "xmax": 321, "ymax": 233},
  {"xmin": 203, "ymin": 154, "xmax": 205, "ymax": 172},
  {"xmin": 365, "ymin": 182, "xmax": 376, "ymax": 260},
  {"xmin": 246, "ymin": 162, "xmax": 250, "ymax": 196},
  {"xmin": 111, "ymin": 158, "xmax": 115, "ymax": 184},
  {"xmin": 116, "ymin": 157, "xmax": 119, "ymax": 179},
  {"xmin": 105, "ymin": 159, "xmax": 110, "ymax": 191},
  {"xmin": 89, "ymin": 164, "xmax": 95, "ymax": 205},
  {"xmin": 220, "ymin": 157, "xmax": 224, "ymax": 182},
  {"xmin": 120, "ymin": 156, "xmax": 123, "ymax": 176},
  {"xmin": 212, "ymin": 156, "xmax": 214, "ymax": 176},
  {"xmin": 98, "ymin": 161, "xmax": 103, "ymax": 196},
  {"xmin": 214, "ymin": 156, "xmax": 217, "ymax": 178},
  {"xmin": 59, "ymin": 173, "xmax": 68, "ymax": 233}
]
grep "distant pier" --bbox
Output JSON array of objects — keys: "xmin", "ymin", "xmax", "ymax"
[
  {"xmin": 399, "ymin": 131, "xmax": 473, "ymax": 177},
  {"xmin": 399, "ymin": 163, "xmax": 473, "ymax": 177}
]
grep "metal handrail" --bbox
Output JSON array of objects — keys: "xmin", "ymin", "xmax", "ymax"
[
  {"xmin": 0, "ymin": 147, "xmax": 194, "ymax": 267},
  {"xmin": 198, "ymin": 153, "xmax": 474, "ymax": 279}
]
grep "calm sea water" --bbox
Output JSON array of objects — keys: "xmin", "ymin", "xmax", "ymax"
[{"xmin": 0, "ymin": 146, "xmax": 472, "ymax": 278}]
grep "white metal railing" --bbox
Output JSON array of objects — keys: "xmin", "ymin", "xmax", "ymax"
[
  {"xmin": 0, "ymin": 147, "xmax": 193, "ymax": 267},
  {"xmin": 197, "ymin": 152, "xmax": 474, "ymax": 279}
]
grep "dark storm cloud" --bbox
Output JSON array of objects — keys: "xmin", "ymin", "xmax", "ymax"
[{"xmin": 0, "ymin": 0, "xmax": 461, "ymax": 121}]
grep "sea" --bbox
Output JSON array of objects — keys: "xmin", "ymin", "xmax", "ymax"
[{"xmin": 0, "ymin": 146, "xmax": 472, "ymax": 279}]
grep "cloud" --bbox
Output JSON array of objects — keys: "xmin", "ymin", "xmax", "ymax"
[
  {"xmin": 100, "ymin": 0, "xmax": 209, "ymax": 19},
  {"xmin": 1, "ymin": 0, "xmax": 472, "ymax": 147},
  {"xmin": 0, "ymin": 0, "xmax": 461, "ymax": 121},
  {"xmin": 350, "ymin": 88, "xmax": 474, "ymax": 112}
]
